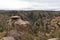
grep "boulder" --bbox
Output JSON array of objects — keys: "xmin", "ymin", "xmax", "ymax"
[
  {"xmin": 48, "ymin": 38, "xmax": 60, "ymax": 40},
  {"xmin": 0, "ymin": 36, "xmax": 15, "ymax": 40}
]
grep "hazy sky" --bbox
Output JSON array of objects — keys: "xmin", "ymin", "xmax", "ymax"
[{"xmin": 0, "ymin": 0, "xmax": 60, "ymax": 10}]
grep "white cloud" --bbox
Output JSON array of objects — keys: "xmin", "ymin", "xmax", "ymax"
[
  {"xmin": 0, "ymin": 0, "xmax": 60, "ymax": 10},
  {"xmin": 0, "ymin": 0, "xmax": 31, "ymax": 10}
]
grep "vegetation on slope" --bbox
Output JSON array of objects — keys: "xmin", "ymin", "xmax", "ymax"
[{"xmin": 0, "ymin": 10, "xmax": 60, "ymax": 40}]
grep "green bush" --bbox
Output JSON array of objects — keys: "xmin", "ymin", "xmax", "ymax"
[{"xmin": 0, "ymin": 24, "xmax": 5, "ymax": 32}]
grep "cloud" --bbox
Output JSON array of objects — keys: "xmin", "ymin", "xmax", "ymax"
[
  {"xmin": 0, "ymin": 0, "xmax": 60, "ymax": 10},
  {"xmin": 0, "ymin": 0, "xmax": 31, "ymax": 10}
]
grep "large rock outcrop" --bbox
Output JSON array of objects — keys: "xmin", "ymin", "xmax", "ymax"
[{"xmin": 7, "ymin": 16, "xmax": 31, "ymax": 40}]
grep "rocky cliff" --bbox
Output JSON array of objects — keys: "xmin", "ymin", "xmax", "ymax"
[{"xmin": 0, "ymin": 10, "xmax": 60, "ymax": 40}]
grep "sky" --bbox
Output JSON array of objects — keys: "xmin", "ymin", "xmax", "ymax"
[{"xmin": 0, "ymin": 0, "xmax": 60, "ymax": 11}]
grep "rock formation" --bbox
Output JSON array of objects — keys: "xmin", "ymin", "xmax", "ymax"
[{"xmin": 7, "ymin": 16, "xmax": 30, "ymax": 40}]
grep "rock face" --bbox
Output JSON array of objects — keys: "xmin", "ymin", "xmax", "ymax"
[
  {"xmin": 7, "ymin": 16, "xmax": 30, "ymax": 32},
  {"xmin": 1, "ymin": 11, "xmax": 60, "ymax": 40},
  {"xmin": 50, "ymin": 16, "xmax": 60, "ymax": 30},
  {"xmin": 14, "ymin": 18, "xmax": 30, "ymax": 31},
  {"xmin": 6, "ymin": 16, "xmax": 30, "ymax": 40},
  {"xmin": 0, "ymin": 37, "xmax": 15, "ymax": 40}
]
